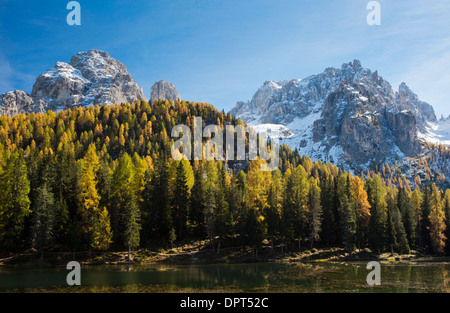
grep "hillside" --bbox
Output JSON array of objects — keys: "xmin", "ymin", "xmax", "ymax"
[{"xmin": 0, "ymin": 99, "xmax": 449, "ymax": 260}]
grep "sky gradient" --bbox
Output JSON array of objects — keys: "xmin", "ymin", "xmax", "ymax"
[{"xmin": 0, "ymin": 0, "xmax": 449, "ymax": 116}]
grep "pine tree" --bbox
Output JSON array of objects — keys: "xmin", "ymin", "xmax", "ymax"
[
  {"xmin": 308, "ymin": 177, "xmax": 322, "ymax": 249},
  {"xmin": 146, "ymin": 155, "xmax": 172, "ymax": 245},
  {"xmin": 397, "ymin": 188, "xmax": 415, "ymax": 249},
  {"xmin": 420, "ymin": 185, "xmax": 432, "ymax": 252},
  {"xmin": 0, "ymin": 152, "xmax": 31, "ymax": 248},
  {"xmin": 123, "ymin": 190, "xmax": 141, "ymax": 260},
  {"xmin": 282, "ymin": 170, "xmax": 296, "ymax": 246},
  {"xmin": 337, "ymin": 174, "xmax": 356, "ymax": 250},
  {"xmin": 31, "ymin": 182, "xmax": 56, "ymax": 261},
  {"xmin": 386, "ymin": 191, "xmax": 410, "ymax": 254},
  {"xmin": 213, "ymin": 163, "xmax": 234, "ymax": 251},
  {"xmin": 366, "ymin": 174, "xmax": 387, "ymax": 252},
  {"xmin": 244, "ymin": 207, "xmax": 266, "ymax": 257},
  {"xmin": 190, "ymin": 164, "xmax": 206, "ymax": 237},
  {"xmin": 320, "ymin": 176, "xmax": 338, "ymax": 246},
  {"xmin": 171, "ymin": 161, "xmax": 190, "ymax": 239}
]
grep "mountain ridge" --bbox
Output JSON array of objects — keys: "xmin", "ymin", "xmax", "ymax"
[
  {"xmin": 230, "ymin": 60, "xmax": 440, "ymax": 171},
  {"xmin": 0, "ymin": 50, "xmax": 147, "ymax": 116}
]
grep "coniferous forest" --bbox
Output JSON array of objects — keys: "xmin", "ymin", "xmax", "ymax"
[{"xmin": 0, "ymin": 99, "xmax": 449, "ymax": 259}]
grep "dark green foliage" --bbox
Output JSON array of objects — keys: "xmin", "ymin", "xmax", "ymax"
[{"xmin": 172, "ymin": 161, "xmax": 189, "ymax": 239}]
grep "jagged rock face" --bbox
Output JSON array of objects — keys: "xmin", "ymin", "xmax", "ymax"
[
  {"xmin": 150, "ymin": 80, "xmax": 181, "ymax": 103},
  {"xmin": 0, "ymin": 50, "xmax": 147, "ymax": 115},
  {"xmin": 315, "ymin": 85, "xmax": 422, "ymax": 166},
  {"xmin": 395, "ymin": 82, "xmax": 436, "ymax": 130},
  {"xmin": 32, "ymin": 50, "xmax": 147, "ymax": 110},
  {"xmin": 31, "ymin": 62, "xmax": 90, "ymax": 106},
  {"xmin": 231, "ymin": 60, "xmax": 434, "ymax": 170},
  {"xmin": 0, "ymin": 90, "xmax": 37, "ymax": 116}
]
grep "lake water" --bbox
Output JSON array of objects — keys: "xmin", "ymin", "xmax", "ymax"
[{"xmin": 0, "ymin": 261, "xmax": 449, "ymax": 292}]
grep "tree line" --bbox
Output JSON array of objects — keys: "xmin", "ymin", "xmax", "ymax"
[{"xmin": 0, "ymin": 100, "xmax": 449, "ymax": 259}]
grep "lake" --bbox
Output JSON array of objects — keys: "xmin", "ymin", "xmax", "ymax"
[{"xmin": 0, "ymin": 261, "xmax": 449, "ymax": 292}]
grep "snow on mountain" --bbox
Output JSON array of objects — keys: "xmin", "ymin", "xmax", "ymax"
[
  {"xmin": 0, "ymin": 50, "xmax": 147, "ymax": 116},
  {"xmin": 232, "ymin": 60, "xmax": 436, "ymax": 171},
  {"xmin": 418, "ymin": 119, "xmax": 450, "ymax": 146}
]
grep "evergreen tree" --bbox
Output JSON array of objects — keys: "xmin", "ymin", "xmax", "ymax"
[
  {"xmin": 320, "ymin": 176, "xmax": 338, "ymax": 246},
  {"xmin": 189, "ymin": 164, "xmax": 206, "ymax": 236},
  {"xmin": 386, "ymin": 192, "xmax": 410, "ymax": 254},
  {"xmin": 123, "ymin": 190, "xmax": 141, "ymax": 260},
  {"xmin": 420, "ymin": 185, "xmax": 432, "ymax": 252},
  {"xmin": 397, "ymin": 188, "xmax": 415, "ymax": 249},
  {"xmin": 31, "ymin": 182, "xmax": 56, "ymax": 260},
  {"xmin": 213, "ymin": 163, "xmax": 234, "ymax": 250},
  {"xmin": 171, "ymin": 161, "xmax": 190, "ymax": 239},
  {"xmin": 337, "ymin": 174, "xmax": 356, "ymax": 250},
  {"xmin": 308, "ymin": 177, "xmax": 322, "ymax": 249},
  {"xmin": 0, "ymin": 152, "xmax": 31, "ymax": 249},
  {"xmin": 146, "ymin": 155, "xmax": 172, "ymax": 245},
  {"xmin": 366, "ymin": 174, "xmax": 387, "ymax": 252},
  {"xmin": 244, "ymin": 207, "xmax": 266, "ymax": 256}
]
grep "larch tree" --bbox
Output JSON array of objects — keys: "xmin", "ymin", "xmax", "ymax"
[
  {"xmin": 76, "ymin": 144, "xmax": 102, "ymax": 254},
  {"xmin": 429, "ymin": 184, "xmax": 446, "ymax": 255},
  {"xmin": 352, "ymin": 175, "xmax": 371, "ymax": 248}
]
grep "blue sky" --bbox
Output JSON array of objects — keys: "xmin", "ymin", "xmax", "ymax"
[{"xmin": 1, "ymin": 0, "xmax": 450, "ymax": 116}]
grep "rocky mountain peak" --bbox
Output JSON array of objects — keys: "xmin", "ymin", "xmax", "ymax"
[
  {"xmin": 69, "ymin": 50, "xmax": 129, "ymax": 83},
  {"xmin": 231, "ymin": 60, "xmax": 437, "ymax": 172},
  {"xmin": 395, "ymin": 82, "xmax": 436, "ymax": 126},
  {"xmin": 150, "ymin": 80, "xmax": 181, "ymax": 103},
  {"xmin": 0, "ymin": 50, "xmax": 147, "ymax": 116}
]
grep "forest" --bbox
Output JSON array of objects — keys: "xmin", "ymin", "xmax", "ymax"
[{"xmin": 0, "ymin": 99, "xmax": 449, "ymax": 260}]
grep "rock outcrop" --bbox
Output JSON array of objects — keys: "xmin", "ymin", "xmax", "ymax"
[
  {"xmin": 0, "ymin": 90, "xmax": 37, "ymax": 116},
  {"xmin": 150, "ymin": 80, "xmax": 181, "ymax": 103}
]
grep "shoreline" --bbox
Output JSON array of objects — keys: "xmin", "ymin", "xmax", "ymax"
[{"xmin": 1, "ymin": 245, "xmax": 449, "ymax": 268}]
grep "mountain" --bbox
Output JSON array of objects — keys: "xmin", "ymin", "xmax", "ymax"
[
  {"xmin": 418, "ymin": 116, "xmax": 450, "ymax": 146},
  {"xmin": 230, "ymin": 60, "xmax": 438, "ymax": 171},
  {"xmin": 0, "ymin": 50, "xmax": 147, "ymax": 116},
  {"xmin": 150, "ymin": 80, "xmax": 181, "ymax": 103}
]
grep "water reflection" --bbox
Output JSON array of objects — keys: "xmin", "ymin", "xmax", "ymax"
[{"xmin": 0, "ymin": 262, "xmax": 449, "ymax": 292}]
